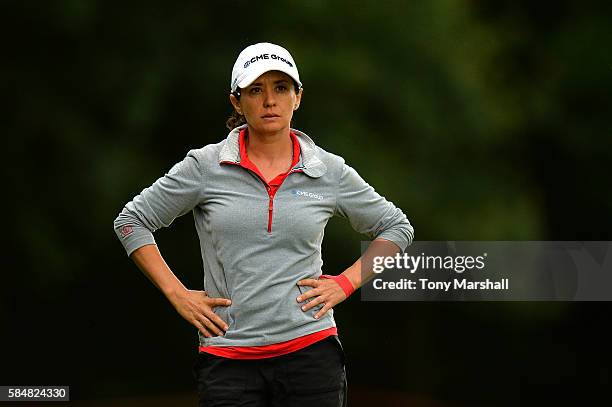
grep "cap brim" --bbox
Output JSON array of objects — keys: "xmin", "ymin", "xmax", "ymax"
[{"xmin": 235, "ymin": 63, "xmax": 302, "ymax": 91}]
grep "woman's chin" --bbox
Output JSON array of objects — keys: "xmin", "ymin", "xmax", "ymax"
[{"xmin": 252, "ymin": 121, "xmax": 290, "ymax": 135}]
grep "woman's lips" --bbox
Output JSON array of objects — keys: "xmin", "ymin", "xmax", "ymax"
[{"xmin": 262, "ymin": 114, "xmax": 280, "ymax": 120}]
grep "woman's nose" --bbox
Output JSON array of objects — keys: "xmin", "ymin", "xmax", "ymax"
[{"xmin": 263, "ymin": 88, "xmax": 276, "ymax": 107}]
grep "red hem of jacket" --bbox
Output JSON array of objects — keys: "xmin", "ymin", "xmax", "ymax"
[{"xmin": 198, "ymin": 327, "xmax": 338, "ymax": 359}]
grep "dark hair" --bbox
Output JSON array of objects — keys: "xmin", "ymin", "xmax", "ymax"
[
  {"xmin": 225, "ymin": 107, "xmax": 246, "ymax": 130},
  {"xmin": 225, "ymin": 79, "xmax": 301, "ymax": 130}
]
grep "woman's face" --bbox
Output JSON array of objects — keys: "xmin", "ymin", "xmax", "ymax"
[{"xmin": 230, "ymin": 70, "xmax": 302, "ymax": 136}]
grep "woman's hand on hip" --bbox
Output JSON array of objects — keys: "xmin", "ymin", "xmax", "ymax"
[
  {"xmin": 296, "ymin": 278, "xmax": 347, "ymax": 319},
  {"xmin": 169, "ymin": 289, "xmax": 231, "ymax": 338}
]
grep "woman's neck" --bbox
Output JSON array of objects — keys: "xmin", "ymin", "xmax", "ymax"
[{"xmin": 245, "ymin": 127, "xmax": 292, "ymax": 165}]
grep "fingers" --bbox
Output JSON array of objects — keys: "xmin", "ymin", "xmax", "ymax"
[
  {"xmin": 197, "ymin": 296, "xmax": 231, "ymax": 335},
  {"xmin": 193, "ymin": 319, "xmax": 213, "ymax": 338},
  {"xmin": 296, "ymin": 286, "xmax": 320, "ymax": 303},
  {"xmin": 200, "ymin": 297, "xmax": 230, "ymax": 332},
  {"xmin": 297, "ymin": 278, "xmax": 319, "ymax": 288},
  {"xmin": 297, "ymin": 278, "xmax": 345, "ymax": 319},
  {"xmin": 180, "ymin": 291, "xmax": 231, "ymax": 337},
  {"xmin": 302, "ymin": 295, "xmax": 335, "ymax": 319},
  {"xmin": 207, "ymin": 297, "xmax": 232, "ymax": 307},
  {"xmin": 199, "ymin": 290, "xmax": 232, "ymax": 306},
  {"xmin": 296, "ymin": 278, "xmax": 334, "ymax": 304},
  {"xmin": 199, "ymin": 314, "xmax": 226, "ymax": 336},
  {"xmin": 203, "ymin": 308, "xmax": 230, "ymax": 332},
  {"xmin": 314, "ymin": 303, "xmax": 334, "ymax": 320},
  {"xmin": 193, "ymin": 312, "xmax": 226, "ymax": 337},
  {"xmin": 300, "ymin": 294, "xmax": 326, "ymax": 312}
]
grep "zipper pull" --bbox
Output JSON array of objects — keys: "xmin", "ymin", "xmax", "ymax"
[{"xmin": 267, "ymin": 196, "xmax": 274, "ymax": 233}]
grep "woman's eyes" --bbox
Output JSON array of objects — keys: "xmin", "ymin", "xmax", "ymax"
[{"xmin": 248, "ymin": 85, "xmax": 288, "ymax": 95}]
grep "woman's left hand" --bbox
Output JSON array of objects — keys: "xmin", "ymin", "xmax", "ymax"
[{"xmin": 296, "ymin": 277, "xmax": 347, "ymax": 319}]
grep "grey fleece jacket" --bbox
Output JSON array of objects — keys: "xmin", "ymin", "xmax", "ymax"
[{"xmin": 113, "ymin": 125, "xmax": 414, "ymax": 347}]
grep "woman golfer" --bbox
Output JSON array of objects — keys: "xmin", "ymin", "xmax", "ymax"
[{"xmin": 114, "ymin": 42, "xmax": 413, "ymax": 406}]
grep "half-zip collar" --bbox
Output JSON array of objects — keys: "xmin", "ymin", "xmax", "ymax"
[
  {"xmin": 218, "ymin": 124, "xmax": 327, "ymax": 178},
  {"xmin": 222, "ymin": 128, "xmax": 302, "ymax": 233},
  {"xmin": 237, "ymin": 128, "xmax": 301, "ymax": 188}
]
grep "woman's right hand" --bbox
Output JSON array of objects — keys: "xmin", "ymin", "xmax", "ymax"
[{"xmin": 169, "ymin": 289, "xmax": 231, "ymax": 338}]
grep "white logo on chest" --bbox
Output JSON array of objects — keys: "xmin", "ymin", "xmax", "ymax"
[{"xmin": 291, "ymin": 189, "xmax": 324, "ymax": 200}]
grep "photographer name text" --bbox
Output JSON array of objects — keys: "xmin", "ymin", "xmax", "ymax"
[{"xmin": 372, "ymin": 278, "xmax": 509, "ymax": 291}]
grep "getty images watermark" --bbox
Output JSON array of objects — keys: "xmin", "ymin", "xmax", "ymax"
[
  {"xmin": 371, "ymin": 251, "xmax": 503, "ymax": 291},
  {"xmin": 360, "ymin": 241, "xmax": 612, "ymax": 301}
]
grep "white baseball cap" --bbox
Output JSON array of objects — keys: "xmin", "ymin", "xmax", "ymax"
[{"xmin": 230, "ymin": 42, "xmax": 302, "ymax": 94}]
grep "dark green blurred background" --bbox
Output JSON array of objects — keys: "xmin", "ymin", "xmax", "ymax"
[{"xmin": 2, "ymin": 0, "xmax": 612, "ymax": 405}]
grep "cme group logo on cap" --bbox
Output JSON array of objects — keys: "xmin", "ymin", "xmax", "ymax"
[{"xmin": 244, "ymin": 53, "xmax": 294, "ymax": 69}]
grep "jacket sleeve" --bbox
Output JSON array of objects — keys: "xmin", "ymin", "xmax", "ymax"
[
  {"xmin": 113, "ymin": 150, "xmax": 204, "ymax": 257},
  {"xmin": 334, "ymin": 163, "xmax": 414, "ymax": 251}
]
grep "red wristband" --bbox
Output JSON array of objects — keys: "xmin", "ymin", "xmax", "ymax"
[{"xmin": 320, "ymin": 274, "xmax": 355, "ymax": 298}]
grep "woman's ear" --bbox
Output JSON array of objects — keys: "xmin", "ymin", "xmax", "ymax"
[
  {"xmin": 294, "ymin": 88, "xmax": 303, "ymax": 111},
  {"xmin": 229, "ymin": 93, "xmax": 242, "ymax": 115}
]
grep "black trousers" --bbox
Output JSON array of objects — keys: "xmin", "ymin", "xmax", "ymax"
[{"xmin": 193, "ymin": 335, "xmax": 348, "ymax": 407}]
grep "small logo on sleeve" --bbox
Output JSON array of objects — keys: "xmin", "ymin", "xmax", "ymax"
[
  {"xmin": 120, "ymin": 224, "xmax": 134, "ymax": 238},
  {"xmin": 291, "ymin": 189, "xmax": 324, "ymax": 200}
]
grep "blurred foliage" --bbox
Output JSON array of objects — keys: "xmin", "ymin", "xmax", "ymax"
[{"xmin": 2, "ymin": 0, "xmax": 612, "ymax": 404}]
